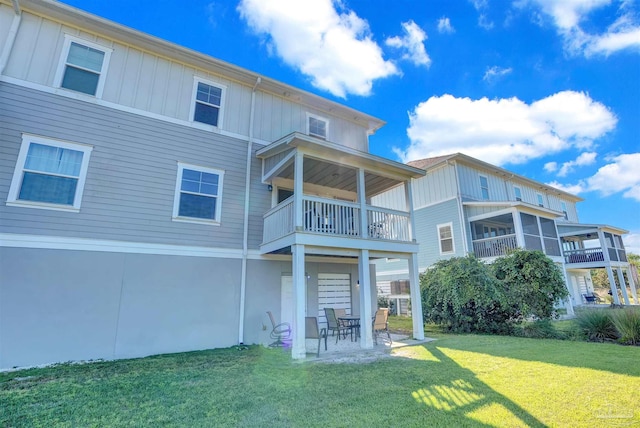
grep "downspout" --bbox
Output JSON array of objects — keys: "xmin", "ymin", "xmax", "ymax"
[
  {"xmin": 0, "ymin": 0, "xmax": 22, "ymax": 75},
  {"xmin": 238, "ymin": 76, "xmax": 261, "ymax": 344}
]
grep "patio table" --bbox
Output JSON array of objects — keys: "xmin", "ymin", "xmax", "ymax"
[{"xmin": 338, "ymin": 315, "xmax": 360, "ymax": 341}]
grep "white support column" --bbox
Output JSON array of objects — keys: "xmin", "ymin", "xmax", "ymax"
[
  {"xmin": 357, "ymin": 168, "xmax": 368, "ymax": 238},
  {"xmin": 558, "ymin": 266, "xmax": 575, "ymax": 316},
  {"xmin": 599, "ymin": 231, "xmax": 621, "ymax": 305},
  {"xmin": 408, "ymin": 253, "xmax": 424, "ymax": 340},
  {"xmin": 626, "ymin": 267, "xmax": 639, "ymax": 304},
  {"xmin": 616, "ymin": 267, "xmax": 631, "ymax": 305},
  {"xmin": 512, "ymin": 209, "xmax": 525, "ymax": 248},
  {"xmin": 291, "ymin": 244, "xmax": 306, "ymax": 359},
  {"xmin": 359, "ymin": 249, "xmax": 374, "ymax": 349},
  {"xmin": 293, "ymin": 152, "xmax": 304, "ymax": 230},
  {"xmin": 404, "ymin": 179, "xmax": 416, "ymax": 242}
]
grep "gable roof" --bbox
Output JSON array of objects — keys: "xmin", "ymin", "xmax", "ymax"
[{"xmin": 407, "ymin": 152, "xmax": 584, "ymax": 202}]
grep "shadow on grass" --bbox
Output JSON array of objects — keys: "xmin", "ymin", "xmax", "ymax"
[{"xmin": 430, "ymin": 334, "xmax": 640, "ymax": 377}]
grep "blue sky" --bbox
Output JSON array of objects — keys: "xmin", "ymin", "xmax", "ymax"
[{"xmin": 62, "ymin": 0, "xmax": 640, "ymax": 252}]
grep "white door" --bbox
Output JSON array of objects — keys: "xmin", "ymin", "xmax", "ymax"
[{"xmin": 318, "ymin": 273, "xmax": 352, "ymax": 327}]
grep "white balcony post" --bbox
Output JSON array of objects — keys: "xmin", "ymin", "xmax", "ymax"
[
  {"xmin": 357, "ymin": 168, "xmax": 367, "ymax": 238},
  {"xmin": 404, "ymin": 179, "xmax": 416, "ymax": 241},
  {"xmin": 626, "ymin": 267, "xmax": 639, "ymax": 304},
  {"xmin": 358, "ymin": 249, "xmax": 373, "ymax": 349},
  {"xmin": 291, "ymin": 244, "xmax": 306, "ymax": 359},
  {"xmin": 616, "ymin": 267, "xmax": 631, "ymax": 305},
  {"xmin": 512, "ymin": 209, "xmax": 525, "ymax": 248},
  {"xmin": 408, "ymin": 253, "xmax": 424, "ymax": 340},
  {"xmin": 294, "ymin": 152, "xmax": 304, "ymax": 230},
  {"xmin": 598, "ymin": 231, "xmax": 621, "ymax": 305}
]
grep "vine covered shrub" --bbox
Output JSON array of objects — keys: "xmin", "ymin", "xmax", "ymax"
[
  {"xmin": 420, "ymin": 256, "xmax": 515, "ymax": 334},
  {"xmin": 491, "ymin": 249, "xmax": 569, "ymax": 320}
]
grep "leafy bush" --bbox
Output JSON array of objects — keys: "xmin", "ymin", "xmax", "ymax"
[
  {"xmin": 518, "ymin": 319, "xmax": 565, "ymax": 339},
  {"xmin": 611, "ymin": 308, "xmax": 640, "ymax": 345},
  {"xmin": 575, "ymin": 309, "xmax": 618, "ymax": 342},
  {"xmin": 421, "ymin": 256, "xmax": 516, "ymax": 334},
  {"xmin": 491, "ymin": 249, "xmax": 569, "ymax": 320}
]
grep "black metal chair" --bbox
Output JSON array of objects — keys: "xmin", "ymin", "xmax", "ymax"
[
  {"xmin": 305, "ymin": 317, "xmax": 327, "ymax": 357},
  {"xmin": 324, "ymin": 307, "xmax": 351, "ymax": 343},
  {"xmin": 267, "ymin": 311, "xmax": 291, "ymax": 347}
]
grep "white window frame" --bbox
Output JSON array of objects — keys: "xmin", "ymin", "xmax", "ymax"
[
  {"xmin": 514, "ymin": 186, "xmax": 522, "ymax": 201},
  {"xmin": 561, "ymin": 201, "xmax": 568, "ymax": 220},
  {"xmin": 172, "ymin": 162, "xmax": 224, "ymax": 225},
  {"xmin": 479, "ymin": 175, "xmax": 489, "ymax": 200},
  {"xmin": 6, "ymin": 134, "xmax": 93, "ymax": 212},
  {"xmin": 189, "ymin": 77, "xmax": 226, "ymax": 130},
  {"xmin": 537, "ymin": 193, "xmax": 544, "ymax": 207},
  {"xmin": 54, "ymin": 35, "xmax": 112, "ymax": 98},
  {"xmin": 306, "ymin": 113, "xmax": 329, "ymax": 139},
  {"xmin": 437, "ymin": 222, "xmax": 455, "ymax": 255}
]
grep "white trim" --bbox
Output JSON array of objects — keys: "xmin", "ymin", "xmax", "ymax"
[
  {"xmin": 0, "ymin": 77, "xmax": 269, "ymax": 145},
  {"xmin": 437, "ymin": 222, "xmax": 455, "ymax": 255},
  {"xmin": 0, "ymin": 233, "xmax": 267, "ymax": 259},
  {"xmin": 54, "ymin": 34, "xmax": 113, "ymax": 98},
  {"xmin": 413, "ymin": 195, "xmax": 458, "ymax": 211},
  {"xmin": 6, "ymin": 134, "xmax": 93, "ymax": 211},
  {"xmin": 306, "ymin": 112, "xmax": 329, "ymax": 139},
  {"xmin": 172, "ymin": 162, "xmax": 225, "ymax": 224},
  {"xmin": 536, "ymin": 192, "xmax": 545, "ymax": 207},
  {"xmin": 189, "ymin": 76, "xmax": 226, "ymax": 130}
]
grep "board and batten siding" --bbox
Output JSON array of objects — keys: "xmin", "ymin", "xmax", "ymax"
[
  {"xmin": 457, "ymin": 163, "xmax": 508, "ymax": 202},
  {"xmin": 0, "ymin": 82, "xmax": 270, "ymax": 249},
  {"xmin": 0, "ymin": 7, "xmax": 370, "ymax": 151},
  {"xmin": 413, "ymin": 198, "xmax": 465, "ymax": 268}
]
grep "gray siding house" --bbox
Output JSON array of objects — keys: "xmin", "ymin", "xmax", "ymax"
[
  {"xmin": 374, "ymin": 153, "xmax": 638, "ymax": 313},
  {"xmin": 0, "ymin": 0, "xmax": 425, "ymax": 369}
]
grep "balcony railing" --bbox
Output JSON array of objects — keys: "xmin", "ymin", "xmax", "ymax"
[
  {"xmin": 472, "ymin": 234, "xmax": 518, "ymax": 258},
  {"xmin": 262, "ymin": 195, "xmax": 411, "ymax": 244},
  {"xmin": 564, "ymin": 248, "xmax": 604, "ymax": 264}
]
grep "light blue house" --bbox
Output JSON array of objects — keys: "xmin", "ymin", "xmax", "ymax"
[
  {"xmin": 374, "ymin": 153, "xmax": 638, "ymax": 313},
  {"xmin": 0, "ymin": 0, "xmax": 425, "ymax": 369}
]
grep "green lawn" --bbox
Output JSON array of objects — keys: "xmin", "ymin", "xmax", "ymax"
[{"xmin": 2, "ymin": 332, "xmax": 639, "ymax": 427}]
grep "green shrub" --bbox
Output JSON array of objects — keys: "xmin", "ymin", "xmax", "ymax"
[
  {"xmin": 611, "ymin": 307, "xmax": 640, "ymax": 345},
  {"xmin": 575, "ymin": 309, "xmax": 618, "ymax": 342},
  {"xmin": 519, "ymin": 319, "xmax": 565, "ymax": 339}
]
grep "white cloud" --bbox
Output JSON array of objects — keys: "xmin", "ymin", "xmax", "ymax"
[
  {"xmin": 544, "ymin": 161, "xmax": 558, "ymax": 172},
  {"xmin": 557, "ymin": 151, "xmax": 597, "ymax": 176},
  {"xmin": 623, "ymin": 232, "xmax": 640, "ymax": 255},
  {"xmin": 385, "ymin": 21, "xmax": 431, "ymax": 67},
  {"xmin": 437, "ymin": 17, "xmax": 455, "ymax": 34},
  {"xmin": 483, "ymin": 65, "xmax": 513, "ymax": 82},
  {"xmin": 237, "ymin": 0, "xmax": 398, "ymax": 98},
  {"xmin": 470, "ymin": 0, "xmax": 495, "ymax": 29},
  {"xmin": 546, "ymin": 180, "xmax": 587, "ymax": 194},
  {"xmin": 586, "ymin": 153, "xmax": 640, "ymax": 200},
  {"xmin": 520, "ymin": 0, "xmax": 640, "ymax": 56},
  {"xmin": 395, "ymin": 91, "xmax": 617, "ymax": 166}
]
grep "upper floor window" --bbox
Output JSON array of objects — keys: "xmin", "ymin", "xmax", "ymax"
[
  {"xmin": 479, "ymin": 175, "xmax": 489, "ymax": 200},
  {"xmin": 7, "ymin": 134, "xmax": 92, "ymax": 212},
  {"xmin": 173, "ymin": 163, "xmax": 224, "ymax": 224},
  {"xmin": 191, "ymin": 78, "xmax": 225, "ymax": 128},
  {"xmin": 537, "ymin": 193, "xmax": 544, "ymax": 207},
  {"xmin": 514, "ymin": 186, "xmax": 522, "ymax": 201},
  {"xmin": 438, "ymin": 223, "xmax": 455, "ymax": 254},
  {"xmin": 55, "ymin": 36, "xmax": 112, "ymax": 97},
  {"xmin": 561, "ymin": 201, "xmax": 568, "ymax": 219},
  {"xmin": 307, "ymin": 113, "xmax": 328, "ymax": 139}
]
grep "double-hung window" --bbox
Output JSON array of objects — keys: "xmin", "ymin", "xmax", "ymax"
[
  {"xmin": 561, "ymin": 201, "xmax": 568, "ymax": 220},
  {"xmin": 55, "ymin": 35, "xmax": 111, "ymax": 97},
  {"xmin": 191, "ymin": 78, "xmax": 225, "ymax": 128},
  {"xmin": 537, "ymin": 193, "xmax": 545, "ymax": 207},
  {"xmin": 173, "ymin": 163, "xmax": 224, "ymax": 224},
  {"xmin": 479, "ymin": 175, "xmax": 489, "ymax": 200},
  {"xmin": 514, "ymin": 186, "xmax": 522, "ymax": 201},
  {"xmin": 307, "ymin": 113, "xmax": 328, "ymax": 139},
  {"xmin": 438, "ymin": 223, "xmax": 455, "ymax": 255},
  {"xmin": 7, "ymin": 135, "xmax": 92, "ymax": 211}
]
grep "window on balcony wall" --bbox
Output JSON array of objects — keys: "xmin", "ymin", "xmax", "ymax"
[
  {"xmin": 537, "ymin": 193, "xmax": 544, "ymax": 207},
  {"xmin": 307, "ymin": 114, "xmax": 328, "ymax": 139},
  {"xmin": 191, "ymin": 78, "xmax": 225, "ymax": 128},
  {"xmin": 438, "ymin": 222, "xmax": 455, "ymax": 254},
  {"xmin": 7, "ymin": 134, "xmax": 92, "ymax": 211},
  {"xmin": 561, "ymin": 201, "xmax": 568, "ymax": 220},
  {"xmin": 514, "ymin": 186, "xmax": 522, "ymax": 201},
  {"xmin": 55, "ymin": 35, "xmax": 112, "ymax": 97},
  {"xmin": 479, "ymin": 175, "xmax": 489, "ymax": 200},
  {"xmin": 173, "ymin": 163, "xmax": 224, "ymax": 224}
]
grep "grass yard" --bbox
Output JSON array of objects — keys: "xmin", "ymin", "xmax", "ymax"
[{"xmin": 2, "ymin": 333, "xmax": 639, "ymax": 427}]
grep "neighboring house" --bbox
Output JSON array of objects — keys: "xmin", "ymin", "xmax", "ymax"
[
  {"xmin": 0, "ymin": 0, "xmax": 425, "ymax": 370},
  {"xmin": 374, "ymin": 153, "xmax": 638, "ymax": 312}
]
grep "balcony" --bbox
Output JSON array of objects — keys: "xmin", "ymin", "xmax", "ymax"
[
  {"xmin": 472, "ymin": 234, "xmax": 518, "ymax": 258},
  {"xmin": 263, "ymin": 195, "xmax": 412, "ymax": 247}
]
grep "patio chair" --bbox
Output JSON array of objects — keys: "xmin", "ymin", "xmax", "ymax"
[
  {"xmin": 334, "ymin": 308, "xmax": 347, "ymax": 327},
  {"xmin": 324, "ymin": 307, "xmax": 351, "ymax": 343},
  {"xmin": 372, "ymin": 308, "xmax": 391, "ymax": 345},
  {"xmin": 305, "ymin": 317, "xmax": 327, "ymax": 357},
  {"xmin": 267, "ymin": 311, "xmax": 291, "ymax": 348}
]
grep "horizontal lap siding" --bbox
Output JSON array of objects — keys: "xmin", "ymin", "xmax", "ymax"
[
  {"xmin": 0, "ymin": 83, "xmax": 269, "ymax": 249},
  {"xmin": 413, "ymin": 198, "xmax": 464, "ymax": 268}
]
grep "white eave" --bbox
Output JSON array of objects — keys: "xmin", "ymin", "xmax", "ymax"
[{"xmin": 463, "ymin": 200, "xmax": 565, "ymax": 217}]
